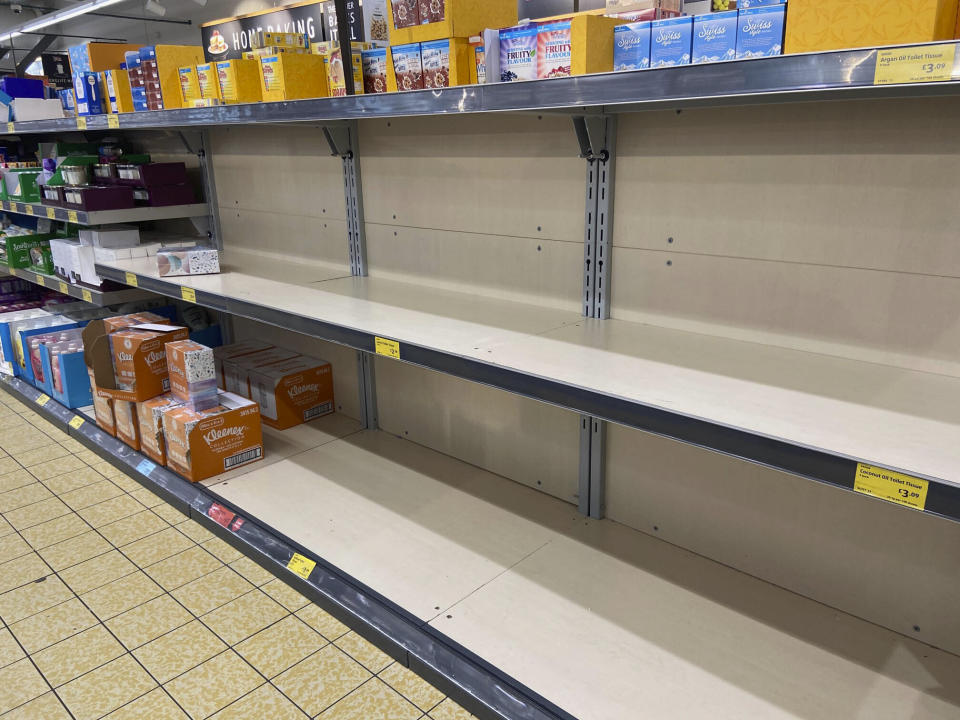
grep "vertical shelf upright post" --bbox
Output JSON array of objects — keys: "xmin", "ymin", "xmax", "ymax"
[{"xmin": 197, "ymin": 128, "xmax": 233, "ymax": 343}]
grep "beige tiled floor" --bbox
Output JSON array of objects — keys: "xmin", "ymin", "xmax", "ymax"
[{"xmin": 0, "ymin": 392, "xmax": 476, "ymax": 719}]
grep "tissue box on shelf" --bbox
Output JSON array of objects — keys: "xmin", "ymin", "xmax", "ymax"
[
  {"xmin": 78, "ymin": 225, "xmax": 140, "ymax": 248},
  {"xmin": 420, "ymin": 38, "xmax": 473, "ymax": 88},
  {"xmin": 737, "ymin": 3, "xmax": 786, "ymax": 59},
  {"xmin": 88, "ymin": 367, "xmax": 116, "ymax": 435},
  {"xmin": 162, "ymin": 391, "xmax": 264, "ymax": 482},
  {"xmin": 3, "ymin": 236, "xmax": 50, "ymax": 270},
  {"xmin": 114, "ymin": 399, "xmax": 140, "ymax": 450},
  {"xmin": 137, "ymin": 393, "xmax": 183, "ymax": 464},
  {"xmin": 693, "ymin": 10, "xmax": 738, "ymax": 64},
  {"xmin": 258, "ymin": 53, "xmax": 328, "ymax": 101},
  {"xmin": 248, "ymin": 354, "xmax": 334, "ymax": 430},
  {"xmin": 156, "ymin": 246, "xmax": 220, "ymax": 277},
  {"xmin": 223, "ymin": 347, "xmax": 299, "ymax": 396},
  {"xmin": 165, "ymin": 339, "xmax": 218, "ymax": 411},
  {"xmin": 651, "ymin": 15, "xmax": 693, "ymax": 67},
  {"xmin": 28, "ymin": 243, "xmax": 54, "ymax": 276},
  {"xmin": 83, "ymin": 318, "xmax": 189, "ymax": 402},
  {"xmin": 214, "ymin": 59, "xmax": 262, "ymax": 103},
  {"xmin": 213, "ymin": 340, "xmax": 275, "ymax": 388},
  {"xmin": 387, "ymin": 0, "xmax": 516, "ymax": 44},
  {"xmin": 785, "ymin": 0, "xmax": 956, "ymax": 54},
  {"xmin": 50, "ymin": 238, "xmax": 99, "ymax": 287}
]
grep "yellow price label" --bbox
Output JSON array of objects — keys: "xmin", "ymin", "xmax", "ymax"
[
  {"xmin": 58, "ymin": 281, "xmax": 68, "ymax": 294},
  {"xmin": 854, "ymin": 463, "xmax": 929, "ymax": 511},
  {"xmin": 46, "ymin": 207, "xmax": 55, "ymax": 219},
  {"xmin": 68, "ymin": 415, "xmax": 84, "ymax": 429},
  {"xmin": 125, "ymin": 272, "xmax": 138, "ymax": 287},
  {"xmin": 76, "ymin": 116, "xmax": 87, "ymax": 130},
  {"xmin": 35, "ymin": 394, "xmax": 49, "ymax": 406},
  {"xmin": 82, "ymin": 289, "xmax": 93, "ymax": 303},
  {"xmin": 107, "ymin": 114, "xmax": 120, "ymax": 129},
  {"xmin": 24, "ymin": 204, "xmax": 32, "ymax": 216},
  {"xmin": 875, "ymin": 44, "xmax": 956, "ymax": 85},
  {"xmin": 35, "ymin": 275, "xmax": 44, "ymax": 287},
  {"xmin": 181, "ymin": 287, "xmax": 196, "ymax": 303},
  {"xmin": 286, "ymin": 552, "xmax": 316, "ymax": 579},
  {"xmin": 67, "ymin": 210, "xmax": 78, "ymax": 223},
  {"xmin": 374, "ymin": 337, "xmax": 401, "ymax": 359},
  {"xmin": 5, "ymin": 122, "xmax": 12, "ymax": 133}
]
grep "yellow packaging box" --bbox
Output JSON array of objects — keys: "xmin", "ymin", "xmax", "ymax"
[
  {"xmin": 72, "ymin": 43, "xmax": 142, "ymax": 71},
  {"xmin": 152, "ymin": 45, "xmax": 205, "ymax": 109},
  {"xmin": 387, "ymin": 0, "xmax": 517, "ymax": 44},
  {"xmin": 252, "ymin": 31, "xmax": 307, "ymax": 49},
  {"xmin": 215, "ymin": 59, "xmax": 263, "ymax": 103},
  {"xmin": 196, "ymin": 62, "xmax": 222, "ymax": 100},
  {"xmin": 785, "ymin": 0, "xmax": 960, "ymax": 54},
  {"xmin": 259, "ymin": 53, "xmax": 329, "ymax": 101},
  {"xmin": 419, "ymin": 37, "xmax": 474, "ymax": 88},
  {"xmin": 572, "ymin": 14, "xmax": 625, "ymax": 75},
  {"xmin": 178, "ymin": 65, "xmax": 201, "ymax": 104},
  {"xmin": 102, "ymin": 69, "xmax": 134, "ymax": 114},
  {"xmin": 323, "ymin": 47, "xmax": 365, "ymax": 96}
]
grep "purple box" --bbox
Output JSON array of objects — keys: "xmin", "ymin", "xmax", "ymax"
[
  {"xmin": 40, "ymin": 184, "xmax": 64, "ymax": 207},
  {"xmin": 132, "ymin": 184, "xmax": 195, "ymax": 207},
  {"xmin": 116, "ymin": 162, "xmax": 187, "ymax": 188},
  {"xmin": 62, "ymin": 185, "xmax": 134, "ymax": 211}
]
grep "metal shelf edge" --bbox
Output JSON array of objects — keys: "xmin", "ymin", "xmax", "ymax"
[
  {"xmin": 0, "ymin": 200, "xmax": 209, "ymax": 224},
  {"xmin": 4, "ymin": 265, "xmax": 151, "ymax": 306}
]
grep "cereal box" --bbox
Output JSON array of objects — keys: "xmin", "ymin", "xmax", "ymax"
[
  {"xmin": 421, "ymin": 39, "xmax": 451, "ymax": 88},
  {"xmin": 499, "ymin": 25, "xmax": 537, "ymax": 82},
  {"xmin": 363, "ymin": 48, "xmax": 389, "ymax": 93},
  {"xmin": 537, "ymin": 21, "xmax": 572, "ymax": 79},
  {"xmin": 196, "ymin": 62, "xmax": 221, "ymax": 99},
  {"xmin": 392, "ymin": 43, "xmax": 424, "ymax": 90},
  {"xmin": 418, "ymin": 0, "xmax": 445, "ymax": 24},
  {"xmin": 392, "ymin": 0, "xmax": 420, "ymax": 29}
]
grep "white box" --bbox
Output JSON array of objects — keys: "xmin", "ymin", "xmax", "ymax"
[
  {"xmin": 93, "ymin": 246, "xmax": 133, "ymax": 263},
  {"xmin": 78, "ymin": 225, "xmax": 140, "ymax": 248},
  {"xmin": 12, "ymin": 98, "xmax": 65, "ymax": 121}
]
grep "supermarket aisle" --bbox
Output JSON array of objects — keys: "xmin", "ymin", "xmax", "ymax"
[{"xmin": 0, "ymin": 393, "xmax": 475, "ymax": 720}]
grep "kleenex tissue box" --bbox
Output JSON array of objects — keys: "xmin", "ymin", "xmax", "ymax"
[
  {"xmin": 693, "ymin": 10, "xmax": 737, "ymax": 64},
  {"xmin": 737, "ymin": 3, "xmax": 786, "ymax": 58},
  {"xmin": 651, "ymin": 16, "xmax": 692, "ymax": 67},
  {"xmin": 614, "ymin": 22, "xmax": 652, "ymax": 71}
]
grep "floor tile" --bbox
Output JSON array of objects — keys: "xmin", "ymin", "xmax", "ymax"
[
  {"xmin": 43, "ymin": 468, "xmax": 105, "ymax": 496},
  {"xmin": 128, "ymin": 487, "xmax": 163, "ymax": 508},
  {"xmin": 60, "ymin": 549, "xmax": 137, "ymax": 595},
  {"xmin": 103, "ymin": 688, "xmax": 188, "ymax": 719},
  {"xmin": 8, "ymin": 598, "xmax": 97, "ymax": 653},
  {"xmin": 58, "ymin": 436, "xmax": 85, "ymax": 452},
  {"xmin": 122, "ymin": 526, "xmax": 193, "ymax": 567},
  {"xmin": 146, "ymin": 545, "xmax": 222, "ymax": 591},
  {"xmin": 0, "ymin": 515, "xmax": 12, "ymax": 538},
  {"xmin": 2, "ymin": 691, "xmax": 71, "ymax": 720},
  {"xmin": 32, "ymin": 624, "xmax": 125, "ymax": 688},
  {"xmin": 235, "ymin": 615, "xmax": 326, "ymax": 679},
  {"xmin": 107, "ymin": 473, "xmax": 142, "ymax": 494},
  {"xmin": 151, "ymin": 502, "xmax": 188, "ymax": 525},
  {"xmin": 334, "ymin": 631, "xmax": 393, "ymax": 674},
  {"xmin": 296, "ymin": 603, "xmax": 350, "ymax": 641},
  {"xmin": 73, "ymin": 449, "xmax": 103, "ymax": 467},
  {"xmin": 0, "ymin": 469, "xmax": 36, "ymax": 494},
  {"xmin": 28, "ymin": 454, "xmax": 86, "ymax": 482},
  {"xmin": 38, "ymin": 530, "xmax": 112, "ymax": 572},
  {"xmin": 89, "ymin": 460, "xmax": 126, "ymax": 479},
  {"xmin": 0, "ymin": 575, "xmax": 73, "ymax": 624},
  {"xmin": 260, "ymin": 579, "xmax": 310, "ymax": 612},
  {"xmin": 200, "ymin": 535, "xmax": 244, "ymax": 563},
  {"xmin": 0, "ymin": 532, "xmax": 31, "ymax": 564},
  {"xmin": 319, "ymin": 678, "xmax": 421, "ymax": 720},
  {"xmin": 106, "ymin": 594, "xmax": 192, "ymax": 650},
  {"xmin": 171, "ymin": 565, "xmax": 254, "ymax": 616},
  {"xmin": 0, "ymin": 481, "xmax": 52, "ymax": 512},
  {"xmin": 81, "ymin": 571, "xmax": 164, "ymax": 621},
  {"xmin": 0, "ymin": 628, "xmax": 25, "ymax": 669},
  {"xmin": 0, "ymin": 551, "xmax": 52, "ymax": 594},
  {"xmin": 380, "ymin": 663, "xmax": 445, "ymax": 712},
  {"xmin": 273, "ymin": 645, "xmax": 371, "ymax": 717},
  {"xmin": 57, "ymin": 653, "xmax": 157, "ymax": 720},
  {"xmin": 210, "ymin": 683, "xmax": 308, "ymax": 720},
  {"xmin": 13, "ymin": 443, "xmax": 71, "ymax": 468},
  {"xmin": 134, "ymin": 620, "xmax": 226, "ymax": 684},
  {"xmin": 0, "ymin": 457, "xmax": 21, "ymax": 476},
  {"xmin": 5, "ymin": 496, "xmax": 71, "ymax": 530},
  {"xmin": 98, "ymin": 510, "xmax": 169, "ymax": 547},
  {"xmin": 202, "ymin": 589, "xmax": 287, "ymax": 645},
  {"xmin": 165, "ymin": 650, "xmax": 263, "ymax": 720},
  {"xmin": 20, "ymin": 512, "xmax": 88, "ymax": 549},
  {"xmin": 0, "ymin": 658, "xmax": 50, "ymax": 714},
  {"xmin": 78, "ymin": 494, "xmax": 145, "ymax": 528},
  {"xmin": 176, "ymin": 520, "xmax": 216, "ymax": 544},
  {"xmin": 429, "ymin": 698, "xmax": 476, "ymax": 719},
  {"xmin": 60, "ymin": 479, "xmax": 124, "ymax": 511},
  {"xmin": 229, "ymin": 556, "xmax": 274, "ymax": 586}
]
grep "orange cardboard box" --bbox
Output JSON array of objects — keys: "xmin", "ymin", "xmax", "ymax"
[
  {"xmin": 137, "ymin": 394, "xmax": 183, "ymax": 465},
  {"xmin": 248, "ymin": 355, "xmax": 335, "ymax": 430},
  {"xmin": 213, "ymin": 340, "xmax": 274, "ymax": 387},
  {"xmin": 87, "ymin": 367, "xmax": 116, "ymax": 437},
  {"xmin": 162, "ymin": 391, "xmax": 264, "ymax": 482},
  {"xmin": 114, "ymin": 399, "xmax": 140, "ymax": 450},
  {"xmin": 223, "ymin": 347, "xmax": 299, "ymax": 397}
]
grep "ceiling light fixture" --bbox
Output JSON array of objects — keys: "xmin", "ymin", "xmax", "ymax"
[
  {"xmin": 144, "ymin": 0, "xmax": 166, "ymax": 16},
  {"xmin": 0, "ymin": 0, "xmax": 130, "ymax": 44}
]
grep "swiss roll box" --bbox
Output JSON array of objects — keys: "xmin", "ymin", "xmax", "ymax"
[{"xmin": 247, "ymin": 354, "xmax": 335, "ymax": 430}]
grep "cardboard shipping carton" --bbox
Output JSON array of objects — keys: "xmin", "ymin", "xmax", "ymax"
[
  {"xmin": 248, "ymin": 355, "xmax": 335, "ymax": 430},
  {"xmin": 137, "ymin": 393, "xmax": 183, "ymax": 465},
  {"xmin": 114, "ymin": 399, "xmax": 140, "ymax": 450}
]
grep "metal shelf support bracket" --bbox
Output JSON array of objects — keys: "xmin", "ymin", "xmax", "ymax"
[
  {"xmin": 326, "ymin": 122, "xmax": 368, "ymax": 277},
  {"xmin": 358, "ymin": 351, "xmax": 379, "ymax": 431},
  {"xmin": 578, "ymin": 414, "xmax": 606, "ymax": 519}
]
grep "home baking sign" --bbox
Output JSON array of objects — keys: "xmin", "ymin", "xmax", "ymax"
[{"xmin": 201, "ymin": 1, "xmax": 327, "ymax": 62}]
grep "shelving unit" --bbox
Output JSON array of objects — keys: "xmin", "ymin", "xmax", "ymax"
[
  {"xmin": 2, "ymin": 264, "xmax": 150, "ymax": 304},
  {"xmin": 0, "ymin": 199, "xmax": 209, "ymax": 224}
]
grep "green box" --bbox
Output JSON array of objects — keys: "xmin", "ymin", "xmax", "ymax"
[
  {"xmin": 3, "ymin": 169, "xmax": 43, "ymax": 202},
  {"xmin": 2, "ymin": 234, "xmax": 54, "ymax": 270},
  {"xmin": 28, "ymin": 243, "xmax": 53, "ymax": 275}
]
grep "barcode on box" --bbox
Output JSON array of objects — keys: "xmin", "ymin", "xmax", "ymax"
[
  {"xmin": 304, "ymin": 402, "xmax": 333, "ymax": 421},
  {"xmin": 224, "ymin": 446, "xmax": 263, "ymax": 470},
  {"xmin": 162, "ymin": 378, "xmax": 170, "ymax": 391}
]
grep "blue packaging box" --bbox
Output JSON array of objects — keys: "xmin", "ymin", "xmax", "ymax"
[
  {"xmin": 738, "ymin": 0, "xmax": 785, "ymax": 7},
  {"xmin": 693, "ymin": 10, "xmax": 737, "ymax": 64},
  {"xmin": 68, "ymin": 44, "xmax": 91, "ymax": 73},
  {"xmin": 614, "ymin": 21, "xmax": 652, "ymax": 71},
  {"xmin": 40, "ymin": 345, "xmax": 91, "ymax": 409},
  {"xmin": 0, "ymin": 77, "xmax": 43, "ymax": 99},
  {"xmin": 15, "ymin": 321, "xmax": 82, "ymax": 385},
  {"xmin": 73, "ymin": 72, "xmax": 104, "ymax": 115},
  {"xmin": 737, "ymin": 4, "xmax": 785, "ymax": 58},
  {"xmin": 499, "ymin": 25, "xmax": 538, "ymax": 82},
  {"xmin": 651, "ymin": 16, "xmax": 693, "ymax": 68}
]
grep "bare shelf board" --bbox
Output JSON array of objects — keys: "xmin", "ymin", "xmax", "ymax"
[
  {"xmin": 0, "ymin": 200, "xmax": 209, "ymax": 225},
  {"xmin": 5, "ymin": 43, "xmax": 960, "ymax": 134},
  {"xmin": 2, "ymin": 265, "xmax": 151, "ymax": 305},
  {"xmin": 94, "ymin": 253, "xmax": 960, "ymax": 521}
]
